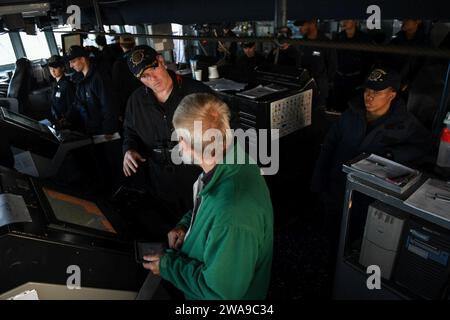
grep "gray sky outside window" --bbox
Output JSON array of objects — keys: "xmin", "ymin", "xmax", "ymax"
[
  {"xmin": 20, "ymin": 30, "xmax": 50, "ymax": 60},
  {"xmin": 0, "ymin": 33, "xmax": 17, "ymax": 65}
]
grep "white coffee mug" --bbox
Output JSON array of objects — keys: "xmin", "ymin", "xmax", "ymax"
[
  {"xmin": 194, "ymin": 69, "xmax": 203, "ymax": 81},
  {"xmin": 208, "ymin": 65, "xmax": 219, "ymax": 79}
]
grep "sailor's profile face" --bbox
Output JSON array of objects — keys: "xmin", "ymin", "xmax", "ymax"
[
  {"xmin": 49, "ymin": 66, "xmax": 64, "ymax": 79},
  {"xmin": 69, "ymin": 57, "xmax": 85, "ymax": 73},
  {"xmin": 364, "ymin": 87, "xmax": 396, "ymax": 115},
  {"xmin": 243, "ymin": 45, "xmax": 256, "ymax": 58}
]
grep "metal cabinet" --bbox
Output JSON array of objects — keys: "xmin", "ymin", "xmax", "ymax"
[{"xmin": 333, "ymin": 172, "xmax": 450, "ymax": 299}]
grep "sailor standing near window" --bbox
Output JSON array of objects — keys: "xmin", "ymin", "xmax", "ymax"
[
  {"xmin": 65, "ymin": 45, "xmax": 121, "ymax": 193},
  {"xmin": 46, "ymin": 55, "xmax": 77, "ymax": 129}
]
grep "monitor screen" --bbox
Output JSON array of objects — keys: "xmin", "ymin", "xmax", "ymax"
[
  {"xmin": 62, "ymin": 33, "xmax": 83, "ymax": 55},
  {"xmin": 1, "ymin": 107, "xmax": 49, "ymax": 134},
  {"xmin": 43, "ymin": 188, "xmax": 117, "ymax": 234}
]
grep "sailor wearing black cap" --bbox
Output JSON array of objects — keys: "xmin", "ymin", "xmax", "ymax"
[
  {"xmin": 332, "ymin": 20, "xmax": 373, "ymax": 112},
  {"xmin": 312, "ymin": 68, "xmax": 430, "ymax": 236},
  {"xmin": 66, "ymin": 45, "xmax": 121, "ymax": 193},
  {"xmin": 123, "ymin": 45, "xmax": 211, "ymax": 225},
  {"xmin": 233, "ymin": 42, "xmax": 266, "ymax": 82},
  {"xmin": 267, "ymin": 26, "xmax": 300, "ymax": 67},
  {"xmin": 295, "ymin": 19, "xmax": 337, "ymax": 107},
  {"xmin": 216, "ymin": 22, "xmax": 238, "ymax": 65},
  {"xmin": 66, "ymin": 45, "xmax": 118, "ymax": 135},
  {"xmin": 46, "ymin": 55, "xmax": 77, "ymax": 128}
]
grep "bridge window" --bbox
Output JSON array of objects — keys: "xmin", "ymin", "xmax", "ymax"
[
  {"xmin": 84, "ymin": 33, "xmax": 97, "ymax": 47},
  {"xmin": 0, "ymin": 33, "xmax": 16, "ymax": 65},
  {"xmin": 53, "ymin": 25, "xmax": 75, "ymax": 54},
  {"xmin": 172, "ymin": 24, "xmax": 185, "ymax": 63},
  {"xmin": 104, "ymin": 25, "xmax": 121, "ymax": 44},
  {"xmin": 124, "ymin": 25, "xmax": 137, "ymax": 34},
  {"xmin": 20, "ymin": 29, "xmax": 50, "ymax": 60}
]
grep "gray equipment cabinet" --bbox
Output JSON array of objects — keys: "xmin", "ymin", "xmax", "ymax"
[{"xmin": 333, "ymin": 170, "xmax": 450, "ymax": 300}]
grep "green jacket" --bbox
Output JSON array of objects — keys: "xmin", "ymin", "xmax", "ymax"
[{"xmin": 160, "ymin": 152, "xmax": 274, "ymax": 300}]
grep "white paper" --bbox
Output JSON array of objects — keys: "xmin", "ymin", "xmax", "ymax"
[
  {"xmin": 270, "ymin": 89, "xmax": 313, "ymax": 138},
  {"xmin": 0, "ymin": 193, "xmax": 32, "ymax": 227},
  {"xmin": 351, "ymin": 154, "xmax": 417, "ymax": 185},
  {"xmin": 8, "ymin": 289, "xmax": 39, "ymax": 300},
  {"xmin": 347, "ymin": 154, "xmax": 422, "ymax": 194},
  {"xmin": 405, "ymin": 178, "xmax": 450, "ymax": 222},
  {"xmin": 204, "ymin": 78, "xmax": 247, "ymax": 91},
  {"xmin": 236, "ymin": 83, "xmax": 288, "ymax": 99}
]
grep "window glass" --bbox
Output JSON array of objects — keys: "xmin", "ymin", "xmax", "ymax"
[
  {"xmin": 105, "ymin": 25, "xmax": 121, "ymax": 44},
  {"xmin": 84, "ymin": 32, "xmax": 97, "ymax": 47},
  {"xmin": 172, "ymin": 23, "xmax": 185, "ymax": 63},
  {"xmin": 20, "ymin": 28, "xmax": 50, "ymax": 60},
  {"xmin": 125, "ymin": 25, "xmax": 137, "ymax": 34},
  {"xmin": 0, "ymin": 33, "xmax": 16, "ymax": 65}
]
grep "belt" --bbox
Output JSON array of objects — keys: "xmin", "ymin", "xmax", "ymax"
[{"xmin": 150, "ymin": 146, "xmax": 176, "ymax": 166}]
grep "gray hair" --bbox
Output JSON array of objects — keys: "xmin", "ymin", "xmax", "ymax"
[{"xmin": 173, "ymin": 93, "xmax": 232, "ymax": 150}]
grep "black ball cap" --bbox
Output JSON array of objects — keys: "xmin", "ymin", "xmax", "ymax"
[
  {"xmin": 65, "ymin": 45, "xmax": 88, "ymax": 61},
  {"xmin": 47, "ymin": 55, "xmax": 65, "ymax": 68},
  {"xmin": 363, "ymin": 68, "xmax": 401, "ymax": 91},
  {"xmin": 127, "ymin": 45, "xmax": 159, "ymax": 78},
  {"xmin": 241, "ymin": 41, "xmax": 256, "ymax": 48}
]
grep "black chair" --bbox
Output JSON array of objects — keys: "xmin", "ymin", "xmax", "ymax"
[{"xmin": 7, "ymin": 58, "xmax": 33, "ymax": 115}]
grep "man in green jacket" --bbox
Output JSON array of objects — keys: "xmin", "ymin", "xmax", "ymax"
[{"xmin": 143, "ymin": 93, "xmax": 274, "ymax": 300}]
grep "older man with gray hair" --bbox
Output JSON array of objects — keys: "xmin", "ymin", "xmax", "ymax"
[{"xmin": 142, "ymin": 92, "xmax": 274, "ymax": 300}]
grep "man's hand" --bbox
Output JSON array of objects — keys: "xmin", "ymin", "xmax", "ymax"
[
  {"xmin": 142, "ymin": 254, "xmax": 162, "ymax": 276},
  {"xmin": 123, "ymin": 149, "xmax": 146, "ymax": 176},
  {"xmin": 168, "ymin": 226, "xmax": 187, "ymax": 250}
]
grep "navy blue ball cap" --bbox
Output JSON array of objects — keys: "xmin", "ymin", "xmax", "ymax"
[
  {"xmin": 46, "ymin": 55, "xmax": 65, "ymax": 68},
  {"xmin": 363, "ymin": 68, "xmax": 401, "ymax": 91},
  {"xmin": 241, "ymin": 41, "xmax": 256, "ymax": 48},
  {"xmin": 65, "ymin": 45, "xmax": 89, "ymax": 61},
  {"xmin": 128, "ymin": 45, "xmax": 160, "ymax": 78}
]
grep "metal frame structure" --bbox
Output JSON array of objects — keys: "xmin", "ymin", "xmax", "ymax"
[{"xmin": 333, "ymin": 173, "xmax": 450, "ymax": 300}]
